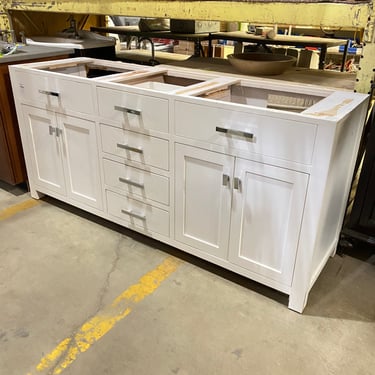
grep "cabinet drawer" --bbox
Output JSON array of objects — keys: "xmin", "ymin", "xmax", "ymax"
[
  {"xmin": 14, "ymin": 71, "xmax": 94, "ymax": 114},
  {"xmin": 97, "ymin": 87, "xmax": 169, "ymax": 133},
  {"xmin": 106, "ymin": 190, "xmax": 169, "ymax": 237},
  {"xmin": 175, "ymin": 101, "xmax": 317, "ymax": 164},
  {"xmin": 103, "ymin": 158, "xmax": 169, "ymax": 205},
  {"xmin": 100, "ymin": 124, "xmax": 169, "ymax": 170}
]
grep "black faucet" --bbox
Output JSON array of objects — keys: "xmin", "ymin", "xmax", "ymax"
[
  {"xmin": 66, "ymin": 15, "xmax": 80, "ymax": 39},
  {"xmin": 138, "ymin": 37, "xmax": 159, "ymax": 66}
]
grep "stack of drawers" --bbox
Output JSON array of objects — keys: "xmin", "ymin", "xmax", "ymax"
[{"xmin": 97, "ymin": 85, "xmax": 171, "ymax": 237}]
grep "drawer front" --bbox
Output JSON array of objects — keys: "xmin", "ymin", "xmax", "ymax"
[
  {"xmin": 97, "ymin": 87, "xmax": 169, "ymax": 133},
  {"xmin": 106, "ymin": 190, "xmax": 169, "ymax": 237},
  {"xmin": 15, "ymin": 71, "xmax": 94, "ymax": 114},
  {"xmin": 175, "ymin": 101, "xmax": 317, "ymax": 165},
  {"xmin": 100, "ymin": 124, "xmax": 169, "ymax": 170},
  {"xmin": 103, "ymin": 158, "xmax": 169, "ymax": 205}
]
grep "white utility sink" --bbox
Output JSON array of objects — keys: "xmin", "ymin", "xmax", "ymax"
[{"xmin": 26, "ymin": 31, "xmax": 115, "ymax": 50}]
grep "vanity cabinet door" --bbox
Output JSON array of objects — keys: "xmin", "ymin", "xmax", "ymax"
[
  {"xmin": 229, "ymin": 158, "xmax": 308, "ymax": 286},
  {"xmin": 59, "ymin": 115, "xmax": 102, "ymax": 210},
  {"xmin": 175, "ymin": 143, "xmax": 234, "ymax": 259},
  {"xmin": 22, "ymin": 105, "xmax": 102, "ymax": 210},
  {"xmin": 22, "ymin": 105, "xmax": 66, "ymax": 195}
]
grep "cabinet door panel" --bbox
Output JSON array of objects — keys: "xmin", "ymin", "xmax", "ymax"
[
  {"xmin": 22, "ymin": 105, "xmax": 66, "ymax": 195},
  {"xmin": 229, "ymin": 158, "xmax": 308, "ymax": 286},
  {"xmin": 60, "ymin": 115, "xmax": 102, "ymax": 209},
  {"xmin": 175, "ymin": 143, "xmax": 234, "ymax": 259}
]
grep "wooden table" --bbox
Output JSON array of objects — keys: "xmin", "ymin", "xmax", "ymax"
[
  {"xmin": 210, "ymin": 31, "xmax": 350, "ymax": 71},
  {"xmin": 90, "ymin": 26, "xmax": 211, "ymax": 57}
]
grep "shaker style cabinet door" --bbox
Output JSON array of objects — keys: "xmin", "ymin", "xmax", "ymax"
[
  {"xmin": 175, "ymin": 143, "xmax": 234, "ymax": 259},
  {"xmin": 229, "ymin": 158, "xmax": 309, "ymax": 286},
  {"xmin": 22, "ymin": 105, "xmax": 66, "ymax": 195},
  {"xmin": 59, "ymin": 115, "xmax": 102, "ymax": 210},
  {"xmin": 21, "ymin": 105, "xmax": 102, "ymax": 210}
]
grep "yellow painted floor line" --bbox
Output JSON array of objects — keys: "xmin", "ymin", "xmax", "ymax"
[
  {"xmin": 28, "ymin": 256, "xmax": 181, "ymax": 375},
  {"xmin": 0, "ymin": 199, "xmax": 40, "ymax": 221}
]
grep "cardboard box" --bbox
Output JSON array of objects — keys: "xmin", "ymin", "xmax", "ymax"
[{"xmin": 170, "ymin": 19, "xmax": 220, "ymax": 34}]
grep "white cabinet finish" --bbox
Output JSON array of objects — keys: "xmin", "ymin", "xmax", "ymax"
[
  {"xmin": 15, "ymin": 70, "xmax": 94, "ymax": 114},
  {"xmin": 106, "ymin": 190, "xmax": 170, "ymax": 237},
  {"xmin": 23, "ymin": 106, "xmax": 66, "ymax": 195},
  {"xmin": 175, "ymin": 143, "xmax": 308, "ymax": 289},
  {"xmin": 175, "ymin": 143, "xmax": 233, "ymax": 259},
  {"xmin": 228, "ymin": 158, "xmax": 308, "ymax": 287},
  {"xmin": 175, "ymin": 100, "xmax": 317, "ymax": 165},
  {"xmin": 22, "ymin": 105, "xmax": 102, "ymax": 210},
  {"xmin": 97, "ymin": 87, "xmax": 169, "ymax": 133},
  {"xmin": 9, "ymin": 58, "xmax": 369, "ymax": 313},
  {"xmin": 100, "ymin": 124, "xmax": 169, "ymax": 171},
  {"xmin": 103, "ymin": 158, "xmax": 169, "ymax": 206}
]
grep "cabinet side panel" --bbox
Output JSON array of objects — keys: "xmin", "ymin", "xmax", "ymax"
[
  {"xmin": 0, "ymin": 111, "xmax": 14, "ymax": 183},
  {"xmin": 311, "ymin": 104, "xmax": 368, "ymax": 283}
]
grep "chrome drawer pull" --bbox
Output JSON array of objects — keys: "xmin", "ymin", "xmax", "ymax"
[
  {"xmin": 114, "ymin": 105, "xmax": 141, "ymax": 116},
  {"xmin": 234, "ymin": 177, "xmax": 241, "ymax": 191},
  {"xmin": 39, "ymin": 89, "xmax": 60, "ymax": 97},
  {"xmin": 119, "ymin": 177, "xmax": 145, "ymax": 189},
  {"xmin": 116, "ymin": 143, "xmax": 143, "ymax": 154},
  {"xmin": 121, "ymin": 209, "xmax": 146, "ymax": 221},
  {"xmin": 216, "ymin": 126, "xmax": 254, "ymax": 139}
]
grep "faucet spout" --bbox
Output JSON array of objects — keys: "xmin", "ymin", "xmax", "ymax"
[
  {"xmin": 67, "ymin": 15, "xmax": 80, "ymax": 39},
  {"xmin": 138, "ymin": 37, "xmax": 159, "ymax": 66}
]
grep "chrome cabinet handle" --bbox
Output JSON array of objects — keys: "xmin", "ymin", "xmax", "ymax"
[
  {"xmin": 114, "ymin": 105, "xmax": 141, "ymax": 116},
  {"xmin": 116, "ymin": 143, "xmax": 143, "ymax": 154},
  {"xmin": 119, "ymin": 177, "xmax": 145, "ymax": 189},
  {"xmin": 234, "ymin": 177, "xmax": 241, "ymax": 191},
  {"xmin": 222, "ymin": 174, "xmax": 230, "ymax": 186},
  {"xmin": 121, "ymin": 209, "xmax": 146, "ymax": 221},
  {"xmin": 39, "ymin": 89, "xmax": 60, "ymax": 97},
  {"xmin": 49, "ymin": 126, "xmax": 63, "ymax": 137},
  {"xmin": 49, "ymin": 125, "xmax": 56, "ymax": 135},
  {"xmin": 216, "ymin": 126, "xmax": 254, "ymax": 139}
]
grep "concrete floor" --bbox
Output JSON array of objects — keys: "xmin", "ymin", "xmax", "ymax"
[{"xmin": 0, "ymin": 182, "xmax": 374, "ymax": 375}]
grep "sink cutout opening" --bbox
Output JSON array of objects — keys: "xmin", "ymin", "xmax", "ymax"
[
  {"xmin": 36, "ymin": 62, "xmax": 131, "ymax": 78},
  {"xmin": 118, "ymin": 72, "xmax": 204, "ymax": 92},
  {"xmin": 198, "ymin": 84, "xmax": 325, "ymax": 113}
]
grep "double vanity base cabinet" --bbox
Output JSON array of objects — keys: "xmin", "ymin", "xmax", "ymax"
[{"xmin": 9, "ymin": 58, "xmax": 369, "ymax": 313}]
